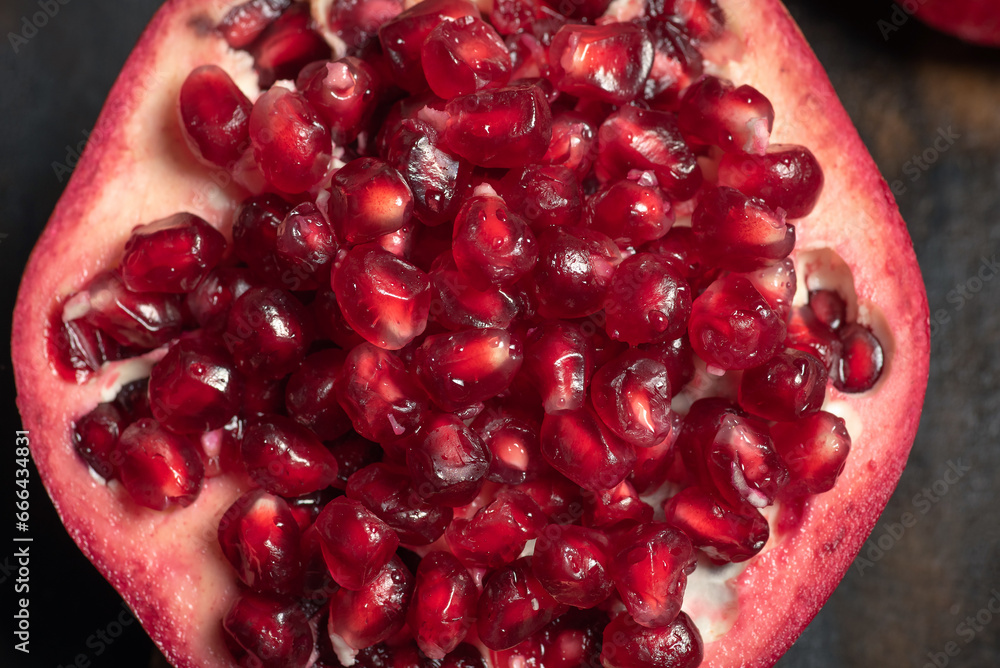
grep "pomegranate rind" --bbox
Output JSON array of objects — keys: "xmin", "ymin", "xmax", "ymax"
[{"xmin": 10, "ymin": 1, "xmax": 929, "ymax": 668}]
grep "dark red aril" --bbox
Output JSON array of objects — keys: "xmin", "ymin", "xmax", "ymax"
[
  {"xmin": 72, "ymin": 402, "xmax": 125, "ymax": 480},
  {"xmin": 249, "ymin": 87, "xmax": 331, "ymax": 194},
  {"xmin": 498, "ymin": 164, "xmax": 583, "ymax": 231},
  {"xmin": 739, "ymin": 348, "xmax": 829, "ymax": 422},
  {"xmin": 691, "ymin": 186, "xmax": 795, "ymax": 272},
  {"xmin": 241, "ymin": 414, "xmax": 339, "ymax": 496},
  {"xmin": 346, "ymin": 463, "xmax": 453, "ymax": 545},
  {"xmin": 540, "ymin": 406, "xmax": 636, "ymax": 492},
  {"xmin": 662, "ymin": 486, "xmax": 770, "ymax": 563},
  {"xmin": 446, "ymin": 490, "xmax": 545, "ymax": 568},
  {"xmin": 75, "ymin": 271, "xmax": 184, "ymax": 349},
  {"xmin": 222, "ymin": 592, "xmax": 313, "ymax": 668},
  {"xmin": 477, "ymin": 557, "xmax": 563, "ymax": 651},
  {"xmin": 326, "ymin": 0, "xmax": 405, "ymax": 52},
  {"xmin": 274, "ymin": 202, "xmax": 337, "ymax": 290},
  {"xmin": 452, "ymin": 194, "xmax": 537, "ymax": 289},
  {"xmin": 328, "ymin": 556, "xmax": 414, "ymax": 650},
  {"xmin": 328, "ymin": 157, "xmax": 414, "ymax": 246},
  {"xmin": 612, "ymin": 523, "xmax": 695, "ymax": 627},
  {"xmin": 298, "ymin": 57, "xmax": 380, "ymax": 145},
  {"xmin": 407, "ymin": 413, "xmax": 490, "ymax": 506},
  {"xmin": 600, "ymin": 611, "xmax": 703, "ymax": 668},
  {"xmin": 284, "ymin": 349, "xmax": 352, "ymax": 440},
  {"xmin": 771, "ymin": 410, "xmax": 852, "ymax": 494},
  {"xmin": 717, "ymin": 144, "xmax": 824, "ymax": 218},
  {"xmin": 548, "ymin": 23, "xmax": 654, "ymax": 105},
  {"xmin": 178, "ymin": 65, "xmax": 252, "ymax": 169},
  {"xmin": 472, "ymin": 406, "xmax": 543, "ymax": 484},
  {"xmin": 785, "ymin": 305, "xmax": 843, "ymax": 372},
  {"xmin": 117, "ymin": 418, "xmax": 204, "ymax": 510},
  {"xmin": 543, "ymin": 111, "xmax": 597, "ymax": 180},
  {"xmin": 640, "ymin": 336, "xmax": 695, "ymax": 397},
  {"xmin": 532, "ymin": 524, "xmax": 613, "ymax": 609},
  {"xmin": 49, "ymin": 316, "xmax": 122, "ymax": 384},
  {"xmin": 522, "ymin": 321, "xmax": 594, "ymax": 414},
  {"xmin": 584, "ymin": 479, "xmax": 655, "ymax": 530},
  {"xmin": 705, "ymin": 413, "xmax": 788, "ymax": 508},
  {"xmin": 231, "ymin": 194, "xmax": 292, "ymax": 284},
  {"xmin": 186, "ymin": 267, "xmax": 258, "ymax": 332},
  {"xmin": 224, "ymin": 286, "xmax": 313, "ymax": 380},
  {"xmin": 604, "ymin": 253, "xmax": 692, "ymax": 345},
  {"xmin": 677, "ymin": 75, "xmax": 774, "ymax": 154},
  {"xmin": 422, "ymin": 16, "xmax": 512, "ymax": 99},
  {"xmin": 218, "ymin": 0, "xmax": 291, "ymax": 49},
  {"xmin": 835, "ymin": 323, "xmax": 885, "ymax": 392},
  {"xmin": 585, "ymin": 175, "xmax": 674, "ymax": 245},
  {"xmin": 408, "ymin": 551, "xmax": 478, "ymax": 659},
  {"xmin": 590, "ymin": 352, "xmax": 673, "ymax": 449},
  {"xmin": 808, "ymin": 289, "xmax": 847, "ymax": 330},
  {"xmin": 248, "ymin": 3, "xmax": 331, "ymax": 88},
  {"xmin": 531, "ymin": 226, "xmax": 621, "ymax": 319},
  {"xmin": 429, "ymin": 252, "xmax": 521, "ymax": 330},
  {"xmin": 315, "ymin": 497, "xmax": 400, "ymax": 590}
]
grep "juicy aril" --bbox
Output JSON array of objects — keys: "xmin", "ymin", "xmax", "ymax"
[{"xmin": 12, "ymin": 0, "xmax": 928, "ymax": 667}]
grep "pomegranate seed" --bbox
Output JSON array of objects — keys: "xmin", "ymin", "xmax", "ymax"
[
  {"xmin": 745, "ymin": 257, "xmax": 797, "ymax": 320},
  {"xmin": 630, "ymin": 412, "xmax": 682, "ymax": 493},
  {"xmin": 488, "ymin": 0, "xmax": 555, "ymax": 36},
  {"xmin": 114, "ymin": 378, "xmax": 153, "ymax": 420},
  {"xmin": 808, "ymin": 289, "xmax": 847, "ymax": 330},
  {"xmin": 49, "ymin": 316, "xmax": 122, "ymax": 383},
  {"xmin": 605, "ymin": 253, "xmax": 692, "ymax": 345},
  {"xmin": 218, "ymin": 489, "xmax": 304, "ymax": 594},
  {"xmin": 414, "ymin": 328, "xmax": 522, "ymax": 412},
  {"xmin": 407, "ymin": 413, "xmax": 490, "ymax": 506},
  {"xmin": 516, "ymin": 471, "xmax": 585, "ymax": 521},
  {"xmin": 117, "ymin": 418, "xmax": 204, "ymax": 510},
  {"xmin": 835, "ymin": 323, "xmax": 885, "ymax": 392},
  {"xmin": 477, "ymin": 557, "xmax": 563, "ymax": 650},
  {"xmin": 315, "ymin": 497, "xmax": 400, "ymax": 590},
  {"xmin": 223, "ymin": 592, "xmax": 313, "ymax": 668},
  {"xmin": 446, "ymin": 490, "xmax": 545, "ymax": 568},
  {"xmin": 148, "ymin": 333, "xmax": 243, "ymax": 434},
  {"xmin": 541, "ymin": 406, "xmax": 636, "ymax": 491},
  {"xmin": 77, "ymin": 271, "xmax": 184, "ymax": 349},
  {"xmin": 347, "ymin": 463, "xmax": 453, "ymax": 545},
  {"xmin": 231, "ymin": 194, "xmax": 292, "ymax": 283},
  {"xmin": 543, "ymin": 112, "xmax": 597, "ymax": 179},
  {"xmin": 430, "ymin": 252, "xmax": 521, "ymax": 330},
  {"xmin": 178, "ymin": 65, "xmax": 252, "ymax": 168},
  {"xmin": 678, "ymin": 75, "xmax": 774, "ymax": 154},
  {"xmin": 771, "ymin": 410, "xmax": 852, "ymax": 494},
  {"xmin": 326, "ymin": 0, "xmax": 404, "ymax": 51},
  {"xmin": 328, "ymin": 555, "xmax": 414, "ymax": 649},
  {"xmin": 275, "ymin": 202, "xmax": 336, "ymax": 290},
  {"xmin": 422, "ymin": 16, "xmax": 511, "ymax": 99},
  {"xmin": 548, "ymin": 23, "xmax": 653, "ymax": 104},
  {"xmin": 785, "ymin": 305, "xmax": 843, "ymax": 372},
  {"xmin": 444, "ymin": 83, "xmax": 553, "ymax": 168},
  {"xmin": 224, "ymin": 287, "xmax": 313, "ymax": 379},
  {"xmin": 284, "ymin": 349, "xmax": 352, "ymax": 440},
  {"xmin": 186, "ymin": 267, "xmax": 258, "ymax": 332},
  {"xmin": 583, "ymin": 479, "xmax": 654, "ymax": 530},
  {"xmin": 532, "ymin": 524, "xmax": 613, "ymax": 608},
  {"xmin": 332, "ymin": 243, "xmax": 431, "ymax": 350},
  {"xmin": 612, "ymin": 523, "xmax": 694, "ymax": 627},
  {"xmin": 705, "ymin": 413, "xmax": 788, "ymax": 508},
  {"xmin": 674, "ymin": 397, "xmax": 741, "ymax": 487},
  {"xmin": 590, "ymin": 352, "xmax": 673, "ymax": 449},
  {"xmin": 298, "ymin": 57, "xmax": 380, "ymax": 144},
  {"xmin": 717, "ymin": 144, "xmax": 824, "ymax": 218},
  {"xmin": 640, "ymin": 336, "xmax": 695, "ymax": 397},
  {"xmin": 328, "ymin": 433, "xmax": 383, "ymax": 490},
  {"xmin": 531, "ymin": 227, "xmax": 621, "ymax": 319},
  {"xmin": 241, "ymin": 414, "xmax": 339, "ymax": 496},
  {"xmin": 645, "ymin": 226, "xmax": 717, "ymax": 289},
  {"xmin": 739, "ymin": 348, "xmax": 828, "ymax": 422},
  {"xmin": 522, "ymin": 321, "xmax": 594, "ymax": 414},
  {"xmin": 596, "ymin": 105, "xmax": 702, "ymax": 201},
  {"xmin": 408, "ymin": 551, "xmax": 478, "ymax": 658},
  {"xmin": 472, "ymin": 407, "xmax": 543, "ymax": 484},
  {"xmin": 313, "ymin": 284, "xmax": 367, "ymax": 349},
  {"xmin": 249, "ymin": 3, "xmax": 331, "ymax": 88},
  {"xmin": 600, "ymin": 611, "xmax": 703, "ymax": 668},
  {"xmin": 218, "ymin": 0, "xmax": 291, "ymax": 49},
  {"xmin": 692, "ymin": 187, "xmax": 795, "ymax": 272},
  {"xmin": 249, "ymin": 87, "xmax": 332, "ymax": 194},
  {"xmin": 586, "ymin": 176, "xmax": 674, "ymax": 245},
  {"xmin": 72, "ymin": 403, "xmax": 125, "ymax": 480},
  {"xmin": 378, "ymin": 0, "xmax": 480, "ymax": 91},
  {"xmin": 336, "ymin": 343, "xmax": 428, "ymax": 443},
  {"xmin": 688, "ymin": 273, "xmax": 786, "ymax": 370},
  {"xmin": 499, "ymin": 164, "xmax": 583, "ymax": 230},
  {"xmin": 328, "ymin": 158, "xmax": 414, "ymax": 246},
  {"xmin": 663, "ymin": 486, "xmax": 769, "ymax": 562},
  {"xmin": 452, "ymin": 195, "xmax": 537, "ymax": 289}
]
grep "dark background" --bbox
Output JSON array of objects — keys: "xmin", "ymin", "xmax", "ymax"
[{"xmin": 2, "ymin": 0, "xmax": 999, "ymax": 666}]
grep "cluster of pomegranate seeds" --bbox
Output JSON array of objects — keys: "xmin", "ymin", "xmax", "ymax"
[{"xmin": 55, "ymin": 0, "xmax": 892, "ymax": 666}]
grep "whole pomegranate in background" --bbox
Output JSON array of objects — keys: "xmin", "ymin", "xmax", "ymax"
[
  {"xmin": 911, "ymin": 0, "xmax": 1000, "ymax": 46},
  {"xmin": 11, "ymin": 1, "xmax": 930, "ymax": 668}
]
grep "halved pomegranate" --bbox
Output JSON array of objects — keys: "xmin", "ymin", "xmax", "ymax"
[{"xmin": 13, "ymin": 1, "xmax": 928, "ymax": 667}]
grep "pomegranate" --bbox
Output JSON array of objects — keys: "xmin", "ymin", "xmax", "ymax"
[
  {"xmin": 909, "ymin": 0, "xmax": 1000, "ymax": 46},
  {"xmin": 12, "ymin": 1, "xmax": 929, "ymax": 668}
]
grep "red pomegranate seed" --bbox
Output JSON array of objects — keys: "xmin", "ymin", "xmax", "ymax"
[
  {"xmin": 429, "ymin": 253, "xmax": 520, "ymax": 330},
  {"xmin": 326, "ymin": 0, "xmax": 404, "ymax": 51},
  {"xmin": 148, "ymin": 332, "xmax": 243, "ymax": 434},
  {"xmin": 178, "ymin": 65, "xmax": 252, "ymax": 168},
  {"xmin": 835, "ymin": 323, "xmax": 885, "ymax": 392},
  {"xmin": 328, "ymin": 555, "xmax": 414, "ymax": 649},
  {"xmin": 717, "ymin": 144, "xmax": 824, "ymax": 218},
  {"xmin": 531, "ymin": 227, "xmax": 621, "ymax": 319},
  {"xmin": 515, "ymin": 471, "xmax": 585, "ymax": 522},
  {"xmin": 809, "ymin": 289, "xmax": 847, "ymax": 330},
  {"xmin": 447, "ymin": 490, "xmax": 545, "ymax": 568},
  {"xmin": 249, "ymin": 87, "xmax": 332, "ymax": 194},
  {"xmin": 785, "ymin": 305, "xmax": 843, "ymax": 372},
  {"xmin": 332, "ymin": 243, "xmax": 431, "ymax": 350},
  {"xmin": 241, "ymin": 414, "xmax": 339, "ymax": 496},
  {"xmin": 315, "ymin": 497, "xmax": 400, "ymax": 590},
  {"xmin": 378, "ymin": 0, "xmax": 480, "ymax": 91},
  {"xmin": 745, "ymin": 257, "xmax": 797, "ymax": 320},
  {"xmin": 186, "ymin": 267, "xmax": 258, "ymax": 332},
  {"xmin": 73, "ymin": 403, "xmax": 125, "ymax": 480},
  {"xmin": 452, "ymin": 195, "xmax": 538, "ymax": 289},
  {"xmin": 604, "ymin": 253, "xmax": 692, "ymax": 345},
  {"xmin": 596, "ymin": 105, "xmax": 702, "ymax": 201},
  {"xmin": 298, "ymin": 57, "xmax": 380, "ymax": 144},
  {"xmin": 532, "ymin": 524, "xmax": 612, "ymax": 609},
  {"xmin": 328, "ymin": 433, "xmax": 383, "ymax": 490},
  {"xmin": 275, "ymin": 202, "xmax": 337, "ymax": 290},
  {"xmin": 678, "ymin": 75, "xmax": 774, "ymax": 154},
  {"xmin": 231, "ymin": 194, "xmax": 293, "ymax": 283},
  {"xmin": 407, "ymin": 413, "xmax": 490, "ymax": 506},
  {"xmin": 584, "ymin": 479, "xmax": 655, "ymax": 530},
  {"xmin": 328, "ymin": 158, "xmax": 414, "ymax": 246},
  {"xmin": 488, "ymin": 0, "xmax": 556, "ymax": 36},
  {"xmin": 224, "ymin": 287, "xmax": 313, "ymax": 379},
  {"xmin": 705, "ymin": 413, "xmax": 788, "ymax": 508},
  {"xmin": 249, "ymin": 3, "xmax": 331, "ymax": 88},
  {"xmin": 77, "ymin": 271, "xmax": 184, "ymax": 349},
  {"xmin": 640, "ymin": 336, "xmax": 695, "ymax": 397},
  {"xmin": 422, "ymin": 16, "xmax": 511, "ymax": 99},
  {"xmin": 612, "ymin": 523, "xmax": 695, "ymax": 627},
  {"xmin": 413, "ymin": 328, "xmax": 523, "ymax": 412},
  {"xmin": 336, "ymin": 343, "xmax": 428, "ymax": 443},
  {"xmin": 117, "ymin": 418, "xmax": 204, "ymax": 510},
  {"xmin": 771, "ymin": 410, "xmax": 852, "ymax": 494},
  {"xmin": 218, "ymin": 0, "xmax": 291, "ymax": 48},
  {"xmin": 585, "ymin": 175, "xmax": 674, "ymax": 245},
  {"xmin": 218, "ymin": 489, "xmax": 304, "ymax": 594},
  {"xmin": 408, "ymin": 551, "xmax": 478, "ymax": 659},
  {"xmin": 688, "ymin": 273, "xmax": 786, "ymax": 370},
  {"xmin": 540, "ymin": 406, "xmax": 636, "ymax": 491},
  {"xmin": 629, "ymin": 412, "xmax": 681, "ymax": 493},
  {"xmin": 284, "ymin": 349, "xmax": 352, "ymax": 440},
  {"xmin": 739, "ymin": 348, "xmax": 828, "ymax": 422},
  {"xmin": 663, "ymin": 486, "xmax": 769, "ymax": 562},
  {"xmin": 444, "ymin": 83, "xmax": 553, "ymax": 168},
  {"xmin": 590, "ymin": 352, "xmax": 673, "ymax": 449},
  {"xmin": 600, "ymin": 611, "xmax": 703, "ymax": 668},
  {"xmin": 548, "ymin": 23, "xmax": 653, "ymax": 104},
  {"xmin": 477, "ymin": 557, "xmax": 563, "ymax": 651},
  {"xmin": 543, "ymin": 112, "xmax": 597, "ymax": 179},
  {"xmin": 346, "ymin": 463, "xmax": 453, "ymax": 545},
  {"xmin": 313, "ymin": 284, "xmax": 367, "ymax": 349},
  {"xmin": 498, "ymin": 164, "xmax": 583, "ymax": 230},
  {"xmin": 472, "ymin": 407, "xmax": 543, "ymax": 484},
  {"xmin": 645, "ymin": 226, "xmax": 717, "ymax": 290},
  {"xmin": 222, "ymin": 592, "xmax": 313, "ymax": 668},
  {"xmin": 522, "ymin": 321, "xmax": 594, "ymax": 414},
  {"xmin": 49, "ymin": 316, "xmax": 122, "ymax": 383},
  {"xmin": 692, "ymin": 186, "xmax": 795, "ymax": 272},
  {"xmin": 674, "ymin": 397, "xmax": 741, "ymax": 487},
  {"xmin": 114, "ymin": 378, "xmax": 153, "ymax": 420}
]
